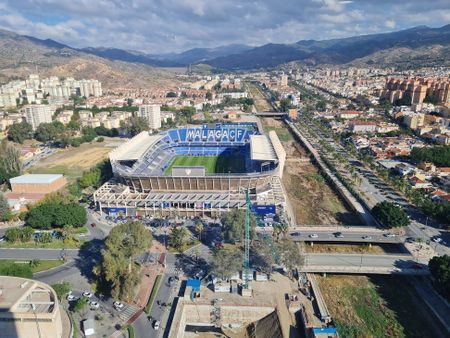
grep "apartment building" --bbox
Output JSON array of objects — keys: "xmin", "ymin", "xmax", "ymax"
[
  {"xmin": 137, "ymin": 104, "xmax": 161, "ymax": 130},
  {"xmin": 22, "ymin": 104, "xmax": 53, "ymax": 130}
]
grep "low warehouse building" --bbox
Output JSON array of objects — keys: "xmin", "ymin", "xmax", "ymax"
[{"xmin": 10, "ymin": 174, "xmax": 67, "ymax": 194}]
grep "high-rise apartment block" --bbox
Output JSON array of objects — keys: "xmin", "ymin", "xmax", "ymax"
[
  {"xmin": 22, "ymin": 104, "xmax": 54, "ymax": 130},
  {"xmin": 0, "ymin": 75, "xmax": 103, "ymax": 108},
  {"xmin": 137, "ymin": 104, "xmax": 161, "ymax": 130},
  {"xmin": 381, "ymin": 77, "xmax": 450, "ymax": 106}
]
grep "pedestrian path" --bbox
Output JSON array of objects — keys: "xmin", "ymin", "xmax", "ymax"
[{"xmin": 118, "ymin": 303, "xmax": 141, "ymax": 323}]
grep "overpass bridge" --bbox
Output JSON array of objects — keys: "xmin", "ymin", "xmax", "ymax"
[
  {"xmin": 288, "ymin": 229, "xmax": 405, "ymax": 244},
  {"xmin": 254, "ymin": 111, "xmax": 288, "ymax": 117},
  {"xmin": 302, "ymin": 253, "xmax": 429, "ymax": 275}
]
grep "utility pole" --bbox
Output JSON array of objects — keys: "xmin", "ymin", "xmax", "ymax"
[{"xmin": 243, "ymin": 190, "xmax": 251, "ymax": 290}]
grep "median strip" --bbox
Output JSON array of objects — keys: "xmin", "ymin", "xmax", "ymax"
[{"xmin": 144, "ymin": 274, "xmax": 162, "ymax": 314}]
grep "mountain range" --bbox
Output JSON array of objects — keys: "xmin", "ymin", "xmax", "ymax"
[{"xmin": 0, "ymin": 24, "xmax": 449, "ymax": 86}]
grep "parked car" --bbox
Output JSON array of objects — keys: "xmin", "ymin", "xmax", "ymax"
[
  {"xmin": 82, "ymin": 291, "xmax": 93, "ymax": 298},
  {"xmin": 91, "ymin": 223, "xmax": 96, "ymax": 228},
  {"xmin": 89, "ymin": 301, "xmax": 99, "ymax": 309},
  {"xmin": 113, "ymin": 301, "xmax": 124, "ymax": 310},
  {"xmin": 67, "ymin": 294, "xmax": 77, "ymax": 301},
  {"xmin": 153, "ymin": 320, "xmax": 160, "ymax": 330}
]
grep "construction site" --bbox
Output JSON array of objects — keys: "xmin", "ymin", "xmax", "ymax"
[{"xmin": 168, "ymin": 272, "xmax": 337, "ymax": 338}]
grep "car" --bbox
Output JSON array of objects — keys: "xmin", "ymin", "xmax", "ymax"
[
  {"xmin": 309, "ymin": 234, "xmax": 318, "ymax": 239},
  {"xmin": 82, "ymin": 291, "xmax": 93, "ymax": 298},
  {"xmin": 113, "ymin": 301, "xmax": 124, "ymax": 310},
  {"xmin": 290, "ymin": 232, "xmax": 301, "ymax": 237},
  {"xmin": 67, "ymin": 294, "xmax": 77, "ymax": 301},
  {"xmin": 432, "ymin": 238, "xmax": 442, "ymax": 243},
  {"xmin": 153, "ymin": 320, "xmax": 160, "ymax": 330},
  {"xmin": 91, "ymin": 223, "xmax": 96, "ymax": 228},
  {"xmin": 168, "ymin": 276, "xmax": 175, "ymax": 285},
  {"xmin": 384, "ymin": 233, "xmax": 396, "ymax": 238},
  {"xmin": 89, "ymin": 301, "xmax": 99, "ymax": 309},
  {"xmin": 334, "ymin": 232, "xmax": 344, "ymax": 238},
  {"xmin": 362, "ymin": 235, "xmax": 372, "ymax": 240}
]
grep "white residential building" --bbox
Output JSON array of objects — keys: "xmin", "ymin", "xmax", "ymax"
[
  {"xmin": 138, "ymin": 104, "xmax": 161, "ymax": 130},
  {"xmin": 22, "ymin": 104, "xmax": 54, "ymax": 130}
]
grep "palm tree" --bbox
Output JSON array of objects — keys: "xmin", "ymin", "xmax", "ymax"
[
  {"xmin": 168, "ymin": 226, "xmax": 188, "ymax": 252},
  {"xmin": 195, "ymin": 222, "xmax": 204, "ymax": 241}
]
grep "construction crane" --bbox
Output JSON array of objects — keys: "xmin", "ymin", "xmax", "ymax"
[{"xmin": 243, "ymin": 189, "xmax": 251, "ymax": 289}]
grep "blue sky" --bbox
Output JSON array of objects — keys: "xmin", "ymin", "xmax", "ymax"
[{"xmin": 0, "ymin": 0, "xmax": 449, "ymax": 53}]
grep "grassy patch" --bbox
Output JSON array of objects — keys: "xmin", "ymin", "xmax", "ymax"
[
  {"xmin": 317, "ymin": 275, "xmax": 440, "ymax": 338},
  {"xmin": 68, "ymin": 311, "xmax": 78, "ymax": 338},
  {"xmin": 1, "ymin": 239, "xmax": 85, "ymax": 249},
  {"xmin": 127, "ymin": 325, "xmax": 135, "ymax": 338},
  {"xmin": 32, "ymin": 260, "xmax": 65, "ymax": 273},
  {"xmin": 144, "ymin": 274, "xmax": 162, "ymax": 314},
  {"xmin": 0, "ymin": 259, "xmax": 64, "ymax": 274}
]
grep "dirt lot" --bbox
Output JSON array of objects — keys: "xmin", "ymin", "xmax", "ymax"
[
  {"xmin": 247, "ymin": 82, "xmax": 273, "ymax": 111},
  {"xmin": 316, "ymin": 275, "xmax": 443, "ymax": 338},
  {"xmin": 28, "ymin": 137, "xmax": 125, "ymax": 181},
  {"xmin": 262, "ymin": 118, "xmax": 359, "ymax": 225}
]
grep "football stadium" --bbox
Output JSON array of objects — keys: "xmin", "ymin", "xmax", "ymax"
[{"xmin": 94, "ymin": 122, "xmax": 286, "ymax": 217}]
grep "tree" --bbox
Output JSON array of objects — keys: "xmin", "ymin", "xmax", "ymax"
[
  {"xmin": 166, "ymin": 91, "xmax": 177, "ymax": 98},
  {"xmin": 29, "ymin": 259, "xmax": 41, "ymax": 269},
  {"xmin": 5, "ymin": 228, "xmax": 21, "ymax": 242},
  {"xmin": 195, "ymin": 222, "xmax": 204, "ymax": 241},
  {"xmin": 205, "ymin": 91, "xmax": 212, "ymax": 100},
  {"xmin": 97, "ymin": 221, "xmax": 152, "ymax": 300},
  {"xmin": 7, "ymin": 122, "xmax": 33, "ymax": 144},
  {"xmin": 73, "ymin": 297, "xmax": 87, "ymax": 313},
  {"xmin": 168, "ymin": 226, "xmax": 188, "ymax": 251},
  {"xmin": 0, "ymin": 140, "xmax": 22, "ymax": 183},
  {"xmin": 20, "ymin": 227, "xmax": 34, "ymax": 242},
  {"xmin": 51, "ymin": 282, "xmax": 72, "ymax": 301},
  {"xmin": 210, "ymin": 247, "xmax": 243, "ymax": 280},
  {"xmin": 34, "ymin": 122, "xmax": 64, "ymax": 143},
  {"xmin": 127, "ymin": 116, "xmax": 149, "ymax": 136},
  {"xmin": 277, "ymin": 239, "xmax": 304, "ymax": 278},
  {"xmin": 273, "ymin": 222, "xmax": 289, "ymax": 241},
  {"xmin": 371, "ymin": 201, "xmax": 410, "ymax": 228},
  {"xmin": 279, "ymin": 98, "xmax": 292, "ymax": 112},
  {"xmin": 221, "ymin": 209, "xmax": 256, "ymax": 243},
  {"xmin": 252, "ymin": 240, "xmax": 277, "ymax": 277},
  {"xmin": 0, "ymin": 192, "xmax": 11, "ymax": 221},
  {"xmin": 26, "ymin": 203, "xmax": 56, "ymax": 229},
  {"xmin": 428, "ymin": 255, "xmax": 450, "ymax": 302}
]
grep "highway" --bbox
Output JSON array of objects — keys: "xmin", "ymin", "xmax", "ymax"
[
  {"xmin": 288, "ymin": 229, "xmax": 404, "ymax": 244},
  {"xmin": 304, "ymin": 253, "xmax": 428, "ymax": 274}
]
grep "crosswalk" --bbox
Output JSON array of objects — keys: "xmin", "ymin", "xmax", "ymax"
[{"xmin": 118, "ymin": 303, "xmax": 140, "ymax": 323}]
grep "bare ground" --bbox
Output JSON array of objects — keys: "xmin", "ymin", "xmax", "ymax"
[
  {"xmin": 28, "ymin": 137, "xmax": 125, "ymax": 181},
  {"xmin": 316, "ymin": 275, "xmax": 444, "ymax": 338}
]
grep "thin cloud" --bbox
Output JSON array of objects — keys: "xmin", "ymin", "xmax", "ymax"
[{"xmin": 0, "ymin": 0, "xmax": 448, "ymax": 53}]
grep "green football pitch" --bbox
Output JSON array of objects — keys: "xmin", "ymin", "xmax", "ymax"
[{"xmin": 165, "ymin": 155, "xmax": 245, "ymax": 174}]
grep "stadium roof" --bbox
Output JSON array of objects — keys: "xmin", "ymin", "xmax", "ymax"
[
  {"xmin": 250, "ymin": 135, "xmax": 278, "ymax": 161},
  {"xmin": 10, "ymin": 174, "xmax": 62, "ymax": 185},
  {"xmin": 110, "ymin": 132, "xmax": 162, "ymax": 161}
]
